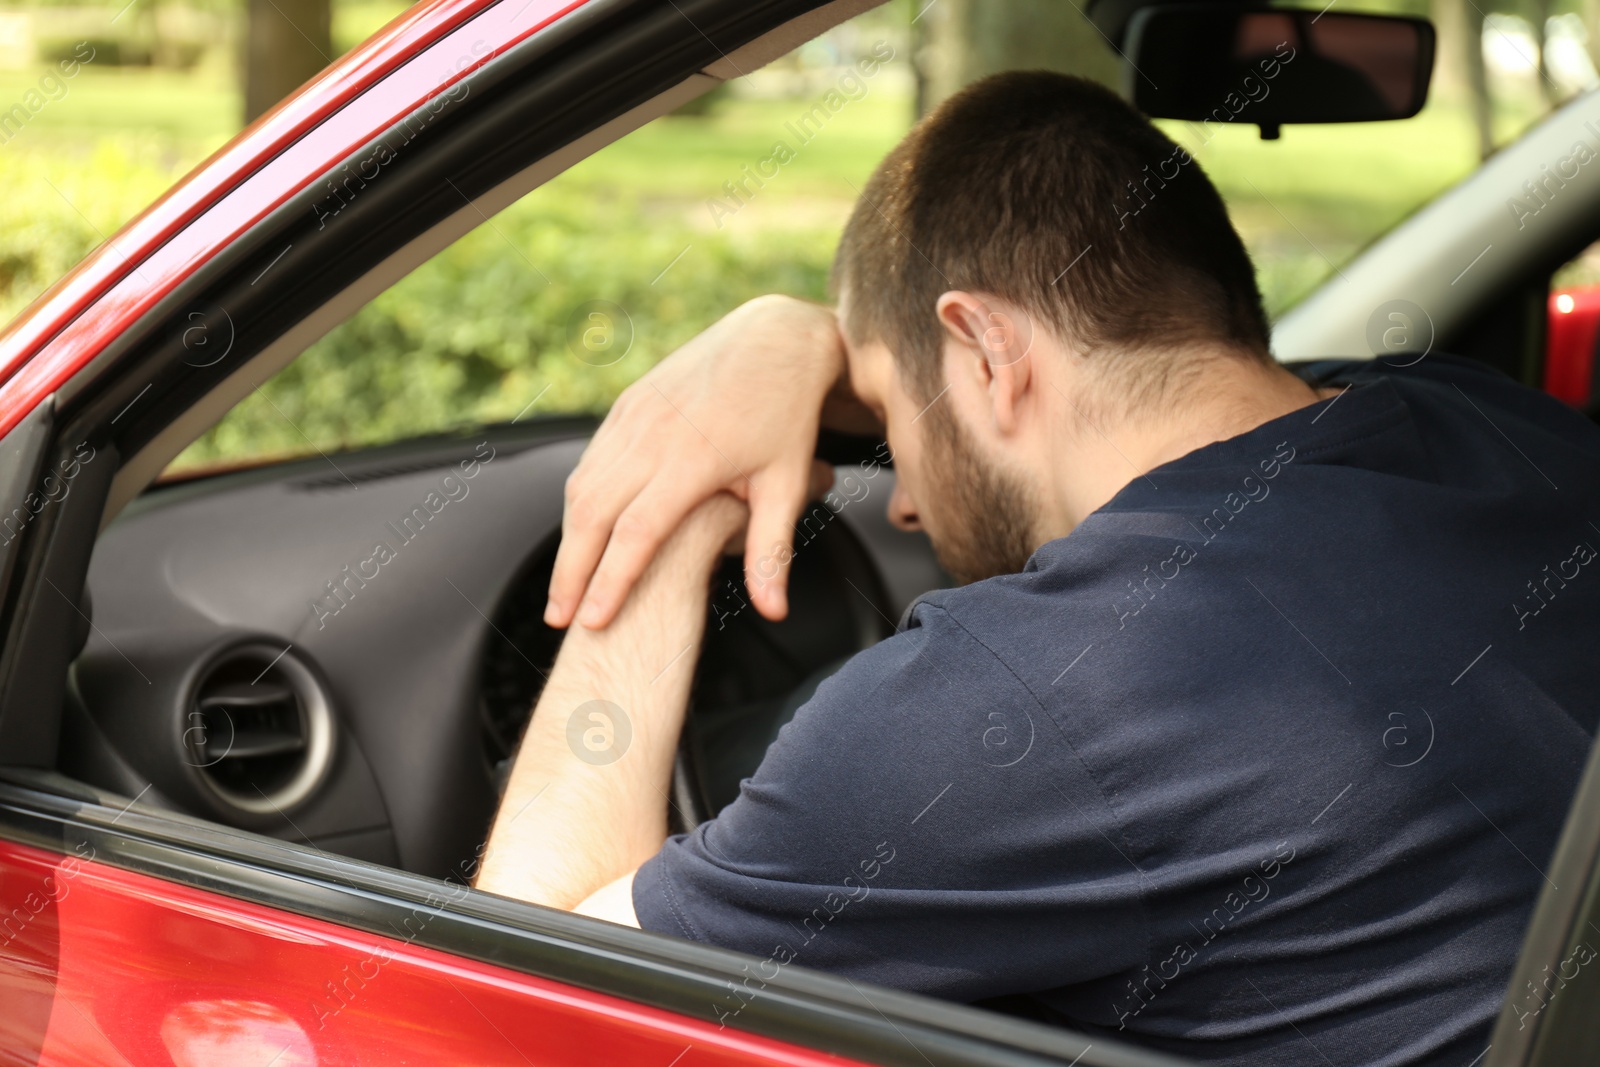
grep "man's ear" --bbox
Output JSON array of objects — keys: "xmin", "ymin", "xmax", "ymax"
[{"xmin": 935, "ymin": 290, "xmax": 1033, "ymax": 436}]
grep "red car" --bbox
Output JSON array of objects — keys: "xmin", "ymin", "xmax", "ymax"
[{"xmin": 0, "ymin": 0, "xmax": 1597, "ymax": 1064}]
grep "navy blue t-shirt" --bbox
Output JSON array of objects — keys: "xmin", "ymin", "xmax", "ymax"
[{"xmin": 634, "ymin": 355, "xmax": 1600, "ymax": 1066}]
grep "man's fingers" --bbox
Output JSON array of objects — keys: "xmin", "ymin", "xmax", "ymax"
[
  {"xmin": 550, "ymin": 495, "xmax": 624, "ymax": 630},
  {"xmin": 807, "ymin": 458, "xmax": 836, "ymax": 499},
  {"xmin": 546, "ymin": 387, "xmax": 685, "ymax": 626},
  {"xmin": 743, "ymin": 461, "xmax": 824, "ymax": 622},
  {"xmin": 546, "ymin": 443, "xmax": 654, "ymax": 627},
  {"xmin": 575, "ymin": 481, "xmax": 706, "ymax": 630}
]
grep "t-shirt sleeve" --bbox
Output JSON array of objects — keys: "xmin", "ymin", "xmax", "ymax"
[{"xmin": 633, "ymin": 603, "xmax": 1150, "ymax": 1005}]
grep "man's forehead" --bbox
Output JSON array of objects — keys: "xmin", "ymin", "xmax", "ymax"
[
  {"xmin": 842, "ymin": 334, "xmax": 898, "ymax": 408},
  {"xmin": 831, "ymin": 289, "xmax": 904, "ymax": 405}
]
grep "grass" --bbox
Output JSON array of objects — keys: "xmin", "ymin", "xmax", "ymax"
[
  {"xmin": 0, "ymin": 62, "xmax": 238, "ymax": 146},
  {"xmin": 1173, "ymin": 107, "xmax": 1485, "ymax": 311},
  {"xmin": 0, "ymin": 52, "xmax": 1566, "ymax": 470}
]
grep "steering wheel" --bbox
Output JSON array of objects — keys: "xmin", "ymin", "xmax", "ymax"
[
  {"xmin": 672, "ymin": 512, "xmax": 892, "ymax": 830},
  {"xmin": 478, "ymin": 494, "xmax": 894, "ymax": 830}
]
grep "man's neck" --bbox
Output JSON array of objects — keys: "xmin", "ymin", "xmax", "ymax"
[{"xmin": 1048, "ymin": 356, "xmax": 1330, "ymax": 532}]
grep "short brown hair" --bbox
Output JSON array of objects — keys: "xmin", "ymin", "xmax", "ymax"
[{"xmin": 832, "ymin": 71, "xmax": 1271, "ymax": 408}]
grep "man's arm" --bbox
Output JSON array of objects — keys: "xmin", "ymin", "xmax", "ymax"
[{"xmin": 474, "ymin": 494, "xmax": 747, "ymax": 918}]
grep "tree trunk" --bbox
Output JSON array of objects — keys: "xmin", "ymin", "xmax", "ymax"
[
  {"xmin": 915, "ymin": 0, "xmax": 1122, "ymax": 117},
  {"xmin": 1431, "ymin": 0, "xmax": 1494, "ymax": 159},
  {"xmin": 910, "ymin": 2, "xmax": 931, "ymax": 121},
  {"xmin": 1533, "ymin": 0, "xmax": 1555, "ymax": 107},
  {"xmin": 1463, "ymin": 1, "xmax": 1493, "ymax": 158},
  {"xmin": 243, "ymin": 0, "xmax": 332, "ymax": 124},
  {"xmin": 1588, "ymin": 0, "xmax": 1600, "ymax": 74}
]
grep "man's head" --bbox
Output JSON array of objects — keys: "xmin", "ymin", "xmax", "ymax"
[{"xmin": 831, "ymin": 70, "xmax": 1289, "ymax": 584}]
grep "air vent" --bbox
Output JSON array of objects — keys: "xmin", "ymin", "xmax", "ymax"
[{"xmin": 184, "ymin": 643, "xmax": 335, "ymax": 815}]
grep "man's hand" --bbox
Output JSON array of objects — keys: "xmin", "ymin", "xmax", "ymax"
[
  {"xmin": 546, "ymin": 295, "xmax": 861, "ymax": 631},
  {"xmin": 476, "ymin": 493, "xmax": 748, "ymax": 917}
]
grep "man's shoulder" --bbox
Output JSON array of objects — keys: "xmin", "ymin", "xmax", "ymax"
[
  {"xmin": 895, "ymin": 538, "xmax": 1169, "ymax": 698},
  {"xmin": 1306, "ymin": 353, "xmax": 1595, "ymax": 432},
  {"xmin": 904, "ymin": 501, "xmax": 1244, "ymax": 625}
]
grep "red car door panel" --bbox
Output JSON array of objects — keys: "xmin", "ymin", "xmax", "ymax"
[{"xmin": 0, "ymin": 838, "xmax": 866, "ymax": 1067}]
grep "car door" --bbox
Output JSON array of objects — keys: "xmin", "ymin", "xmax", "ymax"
[
  {"xmin": 0, "ymin": 0, "xmax": 1183, "ymax": 1063},
  {"xmin": 0, "ymin": 768, "xmax": 1163, "ymax": 1066},
  {"xmin": 0, "ymin": 777, "xmax": 886, "ymax": 1067}
]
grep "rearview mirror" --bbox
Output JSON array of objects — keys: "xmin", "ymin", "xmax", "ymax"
[{"xmin": 1124, "ymin": 5, "xmax": 1435, "ymax": 138}]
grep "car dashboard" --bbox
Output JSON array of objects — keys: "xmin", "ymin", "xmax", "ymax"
[{"xmin": 63, "ymin": 418, "xmax": 946, "ymax": 879}]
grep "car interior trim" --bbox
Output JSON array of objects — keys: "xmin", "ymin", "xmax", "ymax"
[
  {"xmin": 1484, "ymin": 698, "xmax": 1600, "ymax": 1066},
  {"xmin": 0, "ymin": 434, "xmax": 118, "ymax": 769},
  {"xmin": 1272, "ymin": 90, "xmax": 1600, "ymax": 365},
  {"xmin": 0, "ymin": 400, "xmax": 56, "ymax": 623}
]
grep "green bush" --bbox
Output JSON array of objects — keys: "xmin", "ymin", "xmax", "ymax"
[
  {"xmin": 36, "ymin": 37, "xmax": 152, "ymax": 67},
  {"xmin": 0, "ymin": 139, "xmax": 197, "ymax": 323}
]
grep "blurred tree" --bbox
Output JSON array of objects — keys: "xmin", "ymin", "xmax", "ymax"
[
  {"xmin": 243, "ymin": 0, "xmax": 330, "ymax": 122},
  {"xmin": 1588, "ymin": 0, "xmax": 1600, "ymax": 71},
  {"xmin": 1533, "ymin": 0, "xmax": 1555, "ymax": 105},
  {"xmin": 912, "ymin": 0, "xmax": 1121, "ymax": 116},
  {"xmin": 1432, "ymin": 0, "xmax": 1494, "ymax": 158}
]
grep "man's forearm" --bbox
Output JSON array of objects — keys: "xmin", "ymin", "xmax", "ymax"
[{"xmin": 476, "ymin": 498, "xmax": 738, "ymax": 908}]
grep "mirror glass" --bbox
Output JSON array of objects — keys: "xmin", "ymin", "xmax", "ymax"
[{"xmin": 1126, "ymin": 5, "xmax": 1435, "ymax": 133}]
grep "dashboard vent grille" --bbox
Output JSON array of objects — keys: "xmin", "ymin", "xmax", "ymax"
[
  {"xmin": 292, "ymin": 458, "xmax": 463, "ymax": 491},
  {"xmin": 186, "ymin": 643, "xmax": 335, "ymax": 815},
  {"xmin": 479, "ymin": 545, "xmax": 562, "ymax": 784}
]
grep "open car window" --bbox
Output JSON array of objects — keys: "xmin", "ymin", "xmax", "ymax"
[{"xmin": 161, "ymin": 9, "xmax": 914, "ymax": 477}]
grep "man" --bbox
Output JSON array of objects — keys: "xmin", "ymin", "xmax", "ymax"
[{"xmin": 475, "ymin": 72, "xmax": 1600, "ymax": 1065}]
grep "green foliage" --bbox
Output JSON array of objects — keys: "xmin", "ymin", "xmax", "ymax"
[
  {"xmin": 0, "ymin": 137, "xmax": 208, "ymax": 323},
  {"xmin": 170, "ymin": 88, "xmax": 908, "ymax": 470},
  {"xmin": 173, "ymin": 183, "xmax": 839, "ymax": 467}
]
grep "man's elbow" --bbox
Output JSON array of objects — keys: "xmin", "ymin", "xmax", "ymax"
[{"xmin": 574, "ymin": 870, "xmax": 641, "ymax": 928}]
